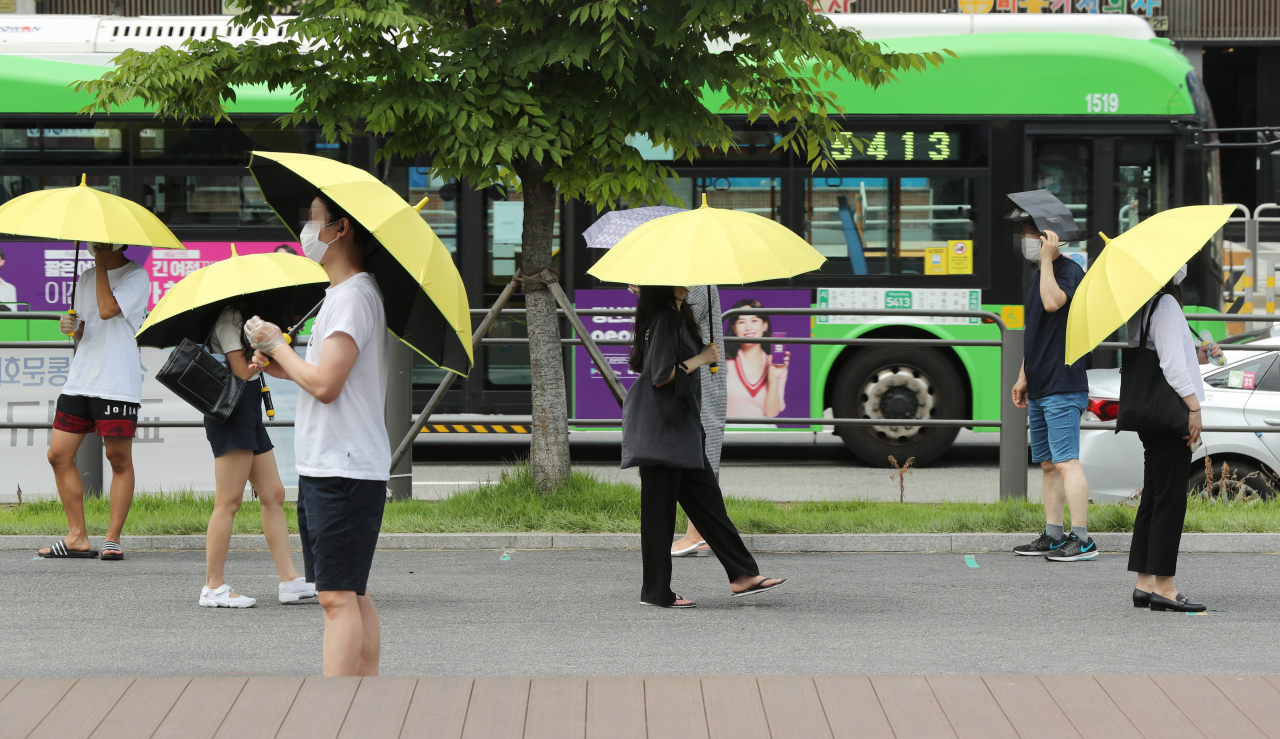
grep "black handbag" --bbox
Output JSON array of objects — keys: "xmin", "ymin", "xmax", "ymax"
[
  {"xmin": 157, "ymin": 336, "xmax": 246, "ymax": 424},
  {"xmin": 1116, "ymin": 295, "xmax": 1190, "ymax": 436}
]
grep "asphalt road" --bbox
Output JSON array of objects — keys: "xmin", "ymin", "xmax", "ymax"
[{"xmin": 3, "ymin": 549, "xmax": 1275, "ymax": 678}]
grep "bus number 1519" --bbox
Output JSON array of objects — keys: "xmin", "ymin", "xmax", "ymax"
[{"xmin": 1086, "ymin": 93, "xmax": 1119, "ymax": 113}]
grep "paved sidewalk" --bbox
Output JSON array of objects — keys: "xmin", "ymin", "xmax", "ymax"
[
  {"xmin": 4, "ymin": 674, "xmax": 1279, "ymax": 739},
  {"xmin": 3, "ymin": 532, "xmax": 1280, "ymax": 553},
  {"xmin": 2, "ymin": 550, "xmax": 1277, "ymax": 678}
]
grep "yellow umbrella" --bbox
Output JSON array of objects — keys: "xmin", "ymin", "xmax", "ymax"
[
  {"xmin": 0, "ymin": 173, "xmax": 185, "ymax": 331},
  {"xmin": 136, "ymin": 245, "xmax": 329, "ymax": 350},
  {"xmin": 587, "ymin": 193, "xmax": 827, "ymax": 285},
  {"xmin": 248, "ymin": 152, "xmax": 472, "ymax": 376},
  {"xmin": 1064, "ymin": 204, "xmax": 1236, "ymax": 364},
  {"xmin": 0, "ymin": 174, "xmax": 184, "ymax": 250}
]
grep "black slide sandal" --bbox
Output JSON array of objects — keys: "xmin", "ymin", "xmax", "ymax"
[
  {"xmin": 101, "ymin": 541, "xmax": 124, "ymax": 561},
  {"xmin": 731, "ymin": 577, "xmax": 786, "ymax": 598},
  {"xmin": 39, "ymin": 541, "xmax": 98, "ymax": 559}
]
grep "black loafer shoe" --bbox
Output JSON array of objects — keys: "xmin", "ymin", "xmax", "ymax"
[
  {"xmin": 1132, "ymin": 588, "xmax": 1151, "ymax": 608},
  {"xmin": 1149, "ymin": 592, "xmax": 1206, "ymax": 612}
]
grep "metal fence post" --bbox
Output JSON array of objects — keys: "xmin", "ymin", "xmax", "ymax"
[
  {"xmin": 999, "ymin": 328, "xmax": 1027, "ymax": 501},
  {"xmin": 385, "ymin": 333, "xmax": 414, "ymax": 501},
  {"xmin": 76, "ymin": 433, "xmax": 103, "ymax": 498}
]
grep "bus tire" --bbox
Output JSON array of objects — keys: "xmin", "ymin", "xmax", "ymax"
[{"xmin": 832, "ymin": 347, "xmax": 964, "ymax": 468}]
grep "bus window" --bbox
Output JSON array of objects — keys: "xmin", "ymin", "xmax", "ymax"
[
  {"xmin": 407, "ymin": 168, "xmax": 459, "ymax": 257},
  {"xmin": 804, "ymin": 177, "xmax": 975, "ymax": 276},
  {"xmin": 0, "ymin": 124, "xmax": 127, "ymax": 165},
  {"xmin": 1115, "ymin": 140, "xmax": 1172, "ymax": 235},
  {"xmin": 2, "ymin": 175, "xmax": 123, "ymax": 205},
  {"xmin": 1032, "ymin": 141, "xmax": 1091, "ymax": 239},
  {"xmin": 483, "ymin": 182, "xmax": 562, "ymax": 389},
  {"xmin": 694, "ymin": 177, "xmax": 782, "ymax": 222},
  {"xmin": 141, "ymin": 175, "xmax": 281, "ymax": 228}
]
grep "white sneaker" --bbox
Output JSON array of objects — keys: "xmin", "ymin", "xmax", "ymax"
[
  {"xmin": 199, "ymin": 584, "xmax": 256, "ymax": 608},
  {"xmin": 278, "ymin": 577, "xmax": 318, "ymax": 604}
]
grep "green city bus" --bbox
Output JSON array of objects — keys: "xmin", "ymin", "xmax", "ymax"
[{"xmin": 0, "ymin": 16, "xmax": 1220, "ymax": 466}]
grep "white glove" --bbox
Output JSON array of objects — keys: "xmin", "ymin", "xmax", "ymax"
[
  {"xmin": 244, "ymin": 315, "xmax": 288, "ymax": 353},
  {"xmin": 60, "ymin": 314, "xmax": 80, "ymax": 336}
]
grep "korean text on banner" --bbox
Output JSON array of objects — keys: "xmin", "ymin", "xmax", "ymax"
[{"xmin": 816, "ymin": 288, "xmax": 982, "ymax": 325}]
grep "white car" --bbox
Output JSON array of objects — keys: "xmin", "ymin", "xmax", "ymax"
[{"xmin": 1080, "ymin": 338, "xmax": 1280, "ymax": 502}]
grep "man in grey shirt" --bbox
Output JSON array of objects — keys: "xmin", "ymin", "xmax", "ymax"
[{"xmin": 671, "ymin": 284, "xmax": 726, "ymax": 556}]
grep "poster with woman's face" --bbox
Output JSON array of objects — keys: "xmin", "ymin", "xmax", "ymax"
[{"xmin": 719, "ymin": 290, "xmax": 811, "ymax": 429}]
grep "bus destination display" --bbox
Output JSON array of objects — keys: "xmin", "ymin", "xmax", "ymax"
[{"xmin": 831, "ymin": 130, "xmax": 961, "ymax": 162}]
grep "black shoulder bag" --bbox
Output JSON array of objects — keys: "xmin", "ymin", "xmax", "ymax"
[
  {"xmin": 1116, "ymin": 296, "xmax": 1190, "ymax": 436},
  {"xmin": 157, "ymin": 329, "xmax": 246, "ymax": 425}
]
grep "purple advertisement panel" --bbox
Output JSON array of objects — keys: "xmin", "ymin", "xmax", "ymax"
[
  {"xmin": 0, "ymin": 241, "xmax": 300, "ymax": 312},
  {"xmin": 573, "ymin": 288, "xmax": 812, "ymax": 428}
]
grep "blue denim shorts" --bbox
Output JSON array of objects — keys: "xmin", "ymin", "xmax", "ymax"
[{"xmin": 1028, "ymin": 391, "xmax": 1087, "ymax": 464}]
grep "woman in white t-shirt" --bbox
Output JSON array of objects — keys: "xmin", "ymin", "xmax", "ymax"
[
  {"xmin": 247, "ymin": 194, "xmax": 390, "ymax": 677},
  {"xmin": 198, "ymin": 304, "xmax": 314, "ymax": 610}
]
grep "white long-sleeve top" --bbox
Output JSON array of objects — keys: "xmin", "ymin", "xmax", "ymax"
[{"xmin": 1126, "ymin": 293, "xmax": 1204, "ymax": 402}]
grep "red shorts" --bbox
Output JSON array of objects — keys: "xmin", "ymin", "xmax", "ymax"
[{"xmin": 53, "ymin": 394, "xmax": 140, "ymax": 437}]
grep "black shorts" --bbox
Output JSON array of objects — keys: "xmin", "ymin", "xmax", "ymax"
[
  {"xmin": 53, "ymin": 394, "xmax": 139, "ymax": 437},
  {"xmin": 203, "ymin": 379, "xmax": 274, "ymax": 458},
  {"xmin": 297, "ymin": 475, "xmax": 387, "ymax": 595}
]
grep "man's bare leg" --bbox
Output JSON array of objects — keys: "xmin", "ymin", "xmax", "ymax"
[
  {"xmin": 102, "ymin": 435, "xmax": 135, "ymax": 545},
  {"xmin": 40, "ymin": 430, "xmax": 90, "ymax": 554}
]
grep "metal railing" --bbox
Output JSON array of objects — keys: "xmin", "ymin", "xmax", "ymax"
[{"xmin": 9, "ymin": 307, "xmax": 1280, "ymax": 502}]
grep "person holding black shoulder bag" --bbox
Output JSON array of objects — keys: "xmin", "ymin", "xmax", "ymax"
[
  {"xmin": 1118, "ymin": 265, "xmax": 1220, "ymax": 613},
  {"xmin": 621, "ymin": 285, "xmax": 785, "ymax": 608}
]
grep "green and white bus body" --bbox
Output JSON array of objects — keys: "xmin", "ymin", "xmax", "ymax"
[{"xmin": 0, "ymin": 15, "xmax": 1219, "ymax": 465}]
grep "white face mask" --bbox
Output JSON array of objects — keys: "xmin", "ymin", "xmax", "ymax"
[
  {"xmin": 299, "ymin": 219, "xmax": 340, "ymax": 263},
  {"xmin": 1173, "ymin": 264, "xmax": 1188, "ymax": 285},
  {"xmin": 1021, "ymin": 237, "xmax": 1042, "ymax": 262}
]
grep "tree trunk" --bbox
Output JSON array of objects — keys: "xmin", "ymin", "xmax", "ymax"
[{"xmin": 516, "ymin": 164, "xmax": 571, "ymax": 491}]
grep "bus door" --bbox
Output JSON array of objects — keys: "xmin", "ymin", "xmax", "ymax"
[{"xmin": 1030, "ymin": 135, "xmax": 1177, "ymax": 364}]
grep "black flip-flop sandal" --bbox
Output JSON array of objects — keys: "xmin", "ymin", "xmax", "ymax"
[
  {"xmin": 101, "ymin": 541, "xmax": 124, "ymax": 561},
  {"xmin": 640, "ymin": 596, "xmax": 697, "ymax": 609},
  {"xmin": 39, "ymin": 541, "xmax": 98, "ymax": 559},
  {"xmin": 731, "ymin": 577, "xmax": 786, "ymax": 598}
]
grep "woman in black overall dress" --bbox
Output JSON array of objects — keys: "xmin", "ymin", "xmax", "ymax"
[{"xmin": 622, "ymin": 285, "xmax": 786, "ymax": 608}]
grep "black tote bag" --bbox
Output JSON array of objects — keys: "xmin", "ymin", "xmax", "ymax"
[
  {"xmin": 157, "ymin": 337, "xmax": 247, "ymax": 424},
  {"xmin": 1116, "ymin": 297, "xmax": 1190, "ymax": 436}
]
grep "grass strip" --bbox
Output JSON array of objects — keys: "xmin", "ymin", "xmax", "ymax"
[{"xmin": 3, "ymin": 464, "xmax": 1280, "ymax": 536}]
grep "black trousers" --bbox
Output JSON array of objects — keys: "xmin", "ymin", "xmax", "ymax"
[
  {"xmin": 1128, "ymin": 432, "xmax": 1191, "ymax": 577},
  {"xmin": 639, "ymin": 453, "xmax": 759, "ymax": 605}
]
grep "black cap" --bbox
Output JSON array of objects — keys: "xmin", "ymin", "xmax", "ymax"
[{"xmin": 1003, "ymin": 189, "xmax": 1087, "ymax": 243}]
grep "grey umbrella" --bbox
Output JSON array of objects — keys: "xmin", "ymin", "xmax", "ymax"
[
  {"xmin": 583, "ymin": 204, "xmax": 721, "ymax": 373},
  {"xmin": 583, "ymin": 206, "xmax": 685, "ymax": 249}
]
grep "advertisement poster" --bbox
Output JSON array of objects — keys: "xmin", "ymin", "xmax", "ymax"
[
  {"xmin": 573, "ymin": 288, "xmax": 812, "ymax": 429},
  {"xmin": 0, "ymin": 241, "xmax": 301, "ymax": 312}
]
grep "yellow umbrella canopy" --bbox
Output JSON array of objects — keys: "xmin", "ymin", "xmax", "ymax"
[
  {"xmin": 1064, "ymin": 204, "xmax": 1236, "ymax": 365},
  {"xmin": 0, "ymin": 174, "xmax": 184, "ymax": 249},
  {"xmin": 587, "ymin": 194, "xmax": 826, "ymax": 285},
  {"xmin": 248, "ymin": 151, "xmax": 472, "ymax": 375},
  {"xmin": 136, "ymin": 247, "xmax": 329, "ymax": 349}
]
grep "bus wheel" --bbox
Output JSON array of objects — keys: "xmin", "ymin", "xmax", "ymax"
[{"xmin": 832, "ymin": 347, "xmax": 964, "ymax": 468}]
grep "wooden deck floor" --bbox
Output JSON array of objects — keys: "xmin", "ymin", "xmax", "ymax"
[{"xmin": 1, "ymin": 675, "xmax": 1278, "ymax": 739}]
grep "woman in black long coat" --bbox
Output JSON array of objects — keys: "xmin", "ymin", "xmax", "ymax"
[{"xmin": 622, "ymin": 285, "xmax": 785, "ymax": 608}]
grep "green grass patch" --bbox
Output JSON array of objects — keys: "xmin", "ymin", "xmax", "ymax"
[{"xmin": 4, "ymin": 464, "xmax": 1280, "ymax": 536}]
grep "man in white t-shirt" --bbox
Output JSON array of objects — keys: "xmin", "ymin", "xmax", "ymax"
[
  {"xmin": 249, "ymin": 193, "xmax": 389, "ymax": 677},
  {"xmin": 38, "ymin": 243, "xmax": 149, "ymax": 561}
]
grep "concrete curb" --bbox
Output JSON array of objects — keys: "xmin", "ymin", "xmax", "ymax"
[{"xmin": 3, "ymin": 533, "xmax": 1279, "ymax": 553}]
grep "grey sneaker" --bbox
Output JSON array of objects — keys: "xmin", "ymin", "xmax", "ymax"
[
  {"xmin": 1013, "ymin": 531, "xmax": 1058, "ymax": 556},
  {"xmin": 1045, "ymin": 533, "xmax": 1100, "ymax": 561}
]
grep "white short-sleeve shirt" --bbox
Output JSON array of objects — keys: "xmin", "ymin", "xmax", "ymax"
[
  {"xmin": 294, "ymin": 272, "xmax": 390, "ymax": 481},
  {"xmin": 61, "ymin": 261, "xmax": 150, "ymax": 404}
]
